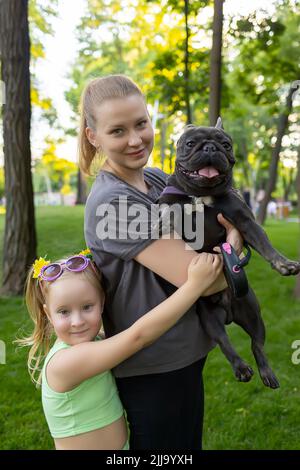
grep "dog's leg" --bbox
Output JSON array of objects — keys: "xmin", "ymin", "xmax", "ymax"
[
  {"xmin": 198, "ymin": 300, "xmax": 254, "ymax": 383},
  {"xmin": 215, "ymin": 191, "xmax": 300, "ymax": 276},
  {"xmin": 231, "ymin": 289, "xmax": 280, "ymax": 389}
]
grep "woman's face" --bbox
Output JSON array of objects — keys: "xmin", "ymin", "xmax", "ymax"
[{"xmin": 86, "ymin": 94, "xmax": 154, "ymax": 172}]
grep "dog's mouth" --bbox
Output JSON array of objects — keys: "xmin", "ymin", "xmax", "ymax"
[{"xmin": 177, "ymin": 163, "xmax": 223, "ymax": 180}]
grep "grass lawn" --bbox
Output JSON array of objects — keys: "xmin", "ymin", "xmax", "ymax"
[{"xmin": 0, "ymin": 206, "xmax": 300, "ymax": 450}]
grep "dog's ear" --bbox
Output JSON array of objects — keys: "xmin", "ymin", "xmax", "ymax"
[
  {"xmin": 177, "ymin": 124, "xmax": 195, "ymax": 146},
  {"xmin": 215, "ymin": 117, "xmax": 223, "ymax": 130},
  {"xmin": 183, "ymin": 124, "xmax": 196, "ymax": 133}
]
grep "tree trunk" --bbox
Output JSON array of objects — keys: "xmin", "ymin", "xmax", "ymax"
[
  {"xmin": 256, "ymin": 84, "xmax": 295, "ymax": 225},
  {"xmin": 184, "ymin": 0, "xmax": 192, "ymax": 124},
  {"xmin": 209, "ymin": 0, "xmax": 223, "ymax": 126},
  {"xmin": 240, "ymin": 137, "xmax": 251, "ymax": 187},
  {"xmin": 282, "ymin": 168, "xmax": 295, "ymax": 202},
  {"xmin": 168, "ymin": 143, "xmax": 174, "ymax": 174},
  {"xmin": 76, "ymin": 169, "xmax": 87, "ymax": 205},
  {"xmin": 0, "ymin": 0, "xmax": 37, "ymax": 295},
  {"xmin": 160, "ymin": 121, "xmax": 167, "ymax": 172},
  {"xmin": 294, "ymin": 145, "xmax": 300, "ymax": 299}
]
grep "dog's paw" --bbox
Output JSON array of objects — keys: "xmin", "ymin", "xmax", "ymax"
[
  {"xmin": 234, "ymin": 363, "xmax": 254, "ymax": 382},
  {"xmin": 259, "ymin": 367, "xmax": 280, "ymax": 389},
  {"xmin": 271, "ymin": 256, "xmax": 300, "ymax": 276}
]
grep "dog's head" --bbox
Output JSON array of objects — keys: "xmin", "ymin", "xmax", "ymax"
[{"xmin": 175, "ymin": 118, "xmax": 235, "ymax": 196}]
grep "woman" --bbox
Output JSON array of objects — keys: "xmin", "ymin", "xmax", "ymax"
[{"xmin": 81, "ymin": 74, "xmax": 243, "ymax": 449}]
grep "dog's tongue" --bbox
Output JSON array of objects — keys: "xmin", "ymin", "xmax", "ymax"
[{"xmin": 198, "ymin": 167, "xmax": 219, "ymax": 178}]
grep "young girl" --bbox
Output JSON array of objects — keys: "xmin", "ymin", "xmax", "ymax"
[
  {"xmin": 81, "ymin": 74, "xmax": 243, "ymax": 449},
  {"xmin": 22, "ymin": 249, "xmax": 222, "ymax": 450}
]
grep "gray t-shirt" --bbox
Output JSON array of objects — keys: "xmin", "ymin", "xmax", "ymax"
[{"xmin": 84, "ymin": 167, "xmax": 215, "ymax": 377}]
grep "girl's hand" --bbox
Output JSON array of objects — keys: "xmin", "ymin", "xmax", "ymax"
[{"xmin": 187, "ymin": 252, "xmax": 223, "ymax": 294}]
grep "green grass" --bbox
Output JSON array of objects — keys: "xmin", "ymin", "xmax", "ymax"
[
  {"xmin": 0, "ymin": 206, "xmax": 85, "ymax": 450},
  {"xmin": 203, "ymin": 219, "xmax": 300, "ymax": 449},
  {"xmin": 0, "ymin": 208, "xmax": 299, "ymax": 449}
]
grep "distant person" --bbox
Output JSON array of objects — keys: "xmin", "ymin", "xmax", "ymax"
[
  {"xmin": 267, "ymin": 199, "xmax": 277, "ymax": 219},
  {"xmin": 19, "ymin": 249, "xmax": 222, "ymax": 450},
  {"xmin": 254, "ymin": 189, "xmax": 266, "ymax": 217},
  {"xmin": 256, "ymin": 189, "xmax": 265, "ymax": 203}
]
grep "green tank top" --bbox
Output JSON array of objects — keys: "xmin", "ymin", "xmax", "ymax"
[{"xmin": 41, "ymin": 338, "xmax": 124, "ymax": 438}]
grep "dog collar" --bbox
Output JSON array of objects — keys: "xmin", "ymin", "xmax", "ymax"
[
  {"xmin": 160, "ymin": 185, "xmax": 189, "ymax": 197},
  {"xmin": 161, "ymin": 185, "xmax": 213, "ymax": 207},
  {"xmin": 160, "ymin": 185, "xmax": 208, "ymax": 215}
]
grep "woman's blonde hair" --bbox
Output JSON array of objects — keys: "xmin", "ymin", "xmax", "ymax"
[
  {"xmin": 17, "ymin": 259, "xmax": 104, "ymax": 387},
  {"xmin": 78, "ymin": 74, "xmax": 145, "ymax": 176}
]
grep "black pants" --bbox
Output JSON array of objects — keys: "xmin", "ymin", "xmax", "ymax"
[{"xmin": 115, "ymin": 357, "xmax": 206, "ymax": 450}]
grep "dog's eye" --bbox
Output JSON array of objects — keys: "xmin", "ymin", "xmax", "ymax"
[
  {"xmin": 223, "ymin": 142, "xmax": 232, "ymax": 151},
  {"xmin": 186, "ymin": 141, "xmax": 195, "ymax": 148}
]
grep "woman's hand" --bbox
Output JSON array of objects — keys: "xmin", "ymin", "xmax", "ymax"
[
  {"xmin": 187, "ymin": 252, "xmax": 223, "ymax": 295},
  {"xmin": 215, "ymin": 213, "xmax": 244, "ymax": 255}
]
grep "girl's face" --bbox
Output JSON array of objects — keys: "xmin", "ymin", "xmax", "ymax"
[
  {"xmin": 86, "ymin": 94, "xmax": 154, "ymax": 173},
  {"xmin": 44, "ymin": 276, "xmax": 104, "ymax": 346}
]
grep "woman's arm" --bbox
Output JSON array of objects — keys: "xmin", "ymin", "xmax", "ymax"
[
  {"xmin": 47, "ymin": 254, "xmax": 222, "ymax": 392},
  {"xmin": 135, "ymin": 213, "xmax": 243, "ymax": 294}
]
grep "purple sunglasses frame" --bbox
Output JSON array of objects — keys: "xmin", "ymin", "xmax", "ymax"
[{"xmin": 39, "ymin": 255, "xmax": 95, "ymax": 282}]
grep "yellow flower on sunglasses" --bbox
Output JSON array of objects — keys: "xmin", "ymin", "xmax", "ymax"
[{"xmin": 33, "ymin": 257, "xmax": 50, "ymax": 279}]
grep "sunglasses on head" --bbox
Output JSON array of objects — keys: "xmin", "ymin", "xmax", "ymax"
[{"xmin": 39, "ymin": 255, "xmax": 95, "ymax": 282}]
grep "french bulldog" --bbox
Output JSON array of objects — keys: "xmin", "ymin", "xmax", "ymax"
[{"xmin": 158, "ymin": 118, "xmax": 300, "ymax": 388}]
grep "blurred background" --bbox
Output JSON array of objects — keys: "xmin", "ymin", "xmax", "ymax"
[{"xmin": 1, "ymin": 1, "xmax": 300, "ymax": 216}]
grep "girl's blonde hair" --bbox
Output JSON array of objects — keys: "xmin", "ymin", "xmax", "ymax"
[
  {"xmin": 17, "ymin": 259, "xmax": 104, "ymax": 387},
  {"xmin": 78, "ymin": 74, "xmax": 145, "ymax": 175}
]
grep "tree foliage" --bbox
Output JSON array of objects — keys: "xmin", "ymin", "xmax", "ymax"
[
  {"xmin": 33, "ymin": 138, "xmax": 77, "ymax": 194},
  {"xmin": 28, "ymin": 0, "xmax": 58, "ymax": 125},
  {"xmin": 65, "ymin": 0, "xmax": 299, "ymax": 204},
  {"xmin": 66, "ymin": 0, "xmax": 214, "ymax": 168},
  {"xmin": 222, "ymin": 0, "xmax": 300, "ymax": 207}
]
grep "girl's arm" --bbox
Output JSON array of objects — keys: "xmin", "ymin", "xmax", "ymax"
[{"xmin": 47, "ymin": 254, "xmax": 222, "ymax": 392}]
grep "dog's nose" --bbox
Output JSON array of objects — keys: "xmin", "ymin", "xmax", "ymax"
[{"xmin": 203, "ymin": 143, "xmax": 217, "ymax": 153}]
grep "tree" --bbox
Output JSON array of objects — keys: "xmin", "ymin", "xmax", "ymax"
[
  {"xmin": 76, "ymin": 169, "xmax": 87, "ymax": 205},
  {"xmin": 183, "ymin": 0, "xmax": 192, "ymax": 124},
  {"xmin": 29, "ymin": 0, "xmax": 58, "ymax": 126},
  {"xmin": 66, "ymin": 0, "xmax": 212, "ymax": 172},
  {"xmin": 34, "ymin": 138, "xmax": 78, "ymax": 203},
  {"xmin": 0, "ymin": 0, "xmax": 37, "ymax": 295},
  {"xmin": 223, "ymin": 1, "xmax": 300, "ymax": 206},
  {"xmin": 209, "ymin": 0, "xmax": 223, "ymax": 126},
  {"xmin": 294, "ymin": 144, "xmax": 300, "ymax": 299},
  {"xmin": 0, "ymin": 166, "xmax": 4, "ymax": 200},
  {"xmin": 256, "ymin": 83, "xmax": 298, "ymax": 225}
]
